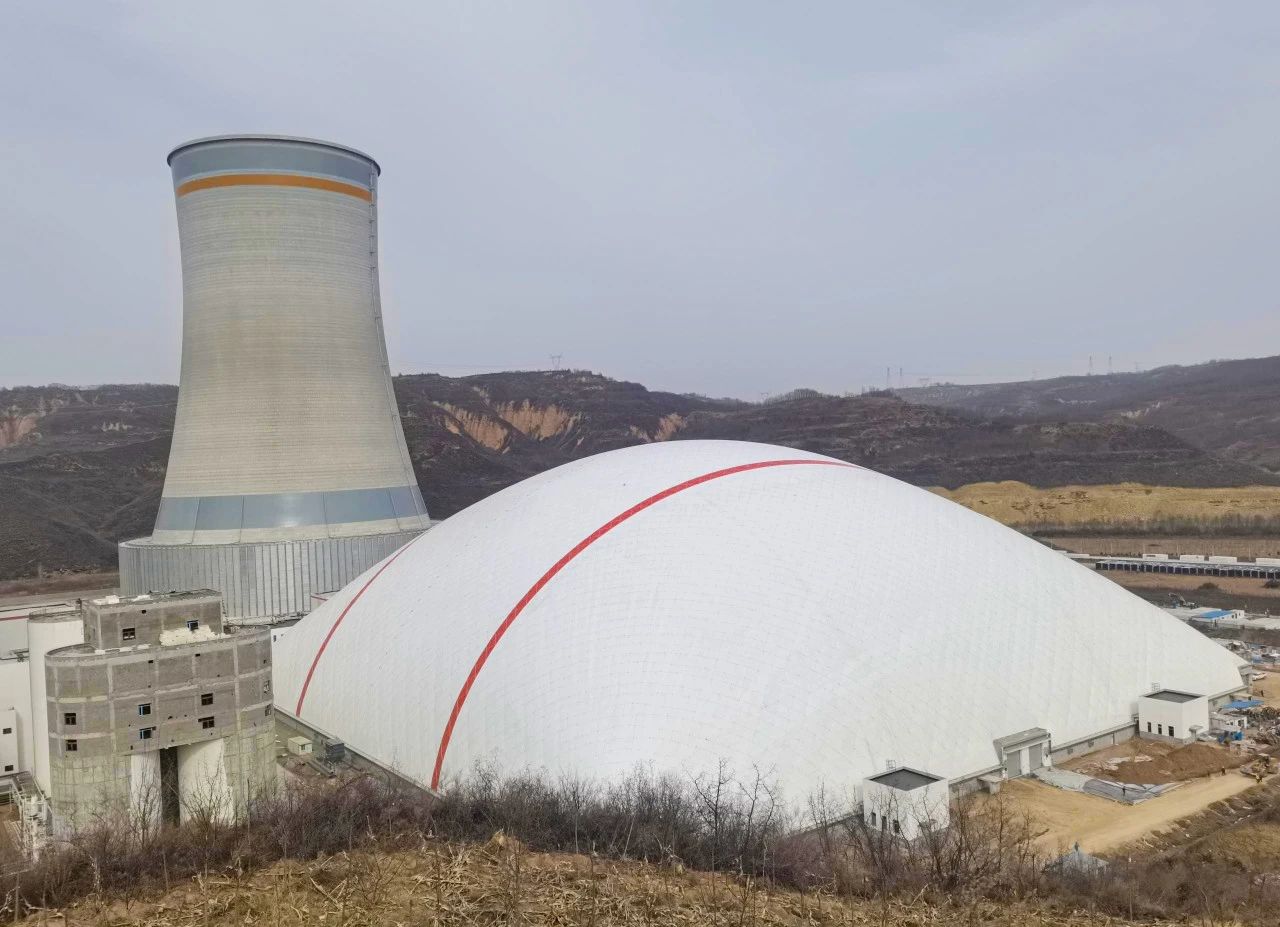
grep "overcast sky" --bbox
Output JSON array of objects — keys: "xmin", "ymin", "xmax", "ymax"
[{"xmin": 3, "ymin": 2, "xmax": 1278, "ymax": 397}]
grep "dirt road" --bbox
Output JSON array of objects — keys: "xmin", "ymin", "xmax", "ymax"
[{"xmin": 998, "ymin": 773, "xmax": 1263, "ymax": 855}]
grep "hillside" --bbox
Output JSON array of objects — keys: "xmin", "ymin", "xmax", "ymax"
[
  {"xmin": 900, "ymin": 354, "xmax": 1280, "ymax": 471},
  {"xmin": 2, "ymin": 371, "xmax": 1274, "ymax": 580},
  {"xmin": 30, "ymin": 841, "xmax": 1146, "ymax": 927}
]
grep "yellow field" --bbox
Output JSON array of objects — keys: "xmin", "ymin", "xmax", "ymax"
[{"xmin": 934, "ymin": 482, "xmax": 1280, "ymax": 528}]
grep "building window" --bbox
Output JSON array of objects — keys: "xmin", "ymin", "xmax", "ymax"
[
  {"xmin": 200, "ymin": 692, "xmax": 214, "ymax": 707},
  {"xmin": 1169, "ymin": 727, "xmax": 1175, "ymax": 738},
  {"xmin": 187, "ymin": 620, "xmax": 199, "ymax": 632},
  {"xmin": 3, "ymin": 765, "xmax": 11, "ymax": 772},
  {"xmin": 64, "ymin": 712, "xmax": 77, "ymax": 726},
  {"xmin": 264, "ymin": 705, "xmax": 273, "ymax": 716},
  {"xmin": 869, "ymin": 811, "xmax": 877, "ymax": 827},
  {"xmin": 121, "ymin": 627, "xmax": 136, "ymax": 642},
  {"xmin": 138, "ymin": 704, "xmax": 152, "ymax": 717},
  {"xmin": 66, "ymin": 740, "xmax": 77, "ymax": 753},
  {"xmin": 263, "ymin": 679, "xmax": 271, "ymax": 694},
  {"xmin": 139, "ymin": 727, "xmax": 154, "ymax": 741},
  {"xmin": 199, "ymin": 717, "xmax": 215, "ymax": 730},
  {"xmin": 1, "ymin": 727, "xmax": 10, "ymax": 735},
  {"xmin": 1147, "ymin": 722, "xmax": 1152, "ymax": 732},
  {"xmin": 1157, "ymin": 724, "xmax": 1163, "ymax": 735},
  {"xmin": 892, "ymin": 820, "xmax": 901, "ymax": 835}
]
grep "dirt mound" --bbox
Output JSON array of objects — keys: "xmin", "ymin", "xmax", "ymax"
[{"xmin": 1103, "ymin": 743, "xmax": 1248, "ymax": 785}]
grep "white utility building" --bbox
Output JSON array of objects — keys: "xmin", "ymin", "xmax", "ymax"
[
  {"xmin": 1138, "ymin": 690, "xmax": 1209, "ymax": 744},
  {"xmin": 861, "ymin": 768, "xmax": 951, "ymax": 841},
  {"xmin": 273, "ymin": 440, "xmax": 1249, "ymax": 801}
]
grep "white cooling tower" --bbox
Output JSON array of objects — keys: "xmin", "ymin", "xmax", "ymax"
[{"xmin": 119, "ymin": 135, "xmax": 429, "ymax": 617}]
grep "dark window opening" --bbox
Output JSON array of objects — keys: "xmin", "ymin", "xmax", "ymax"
[
  {"xmin": 1, "ymin": 727, "xmax": 10, "ymax": 735},
  {"xmin": 64, "ymin": 712, "xmax": 77, "ymax": 726},
  {"xmin": 121, "ymin": 627, "xmax": 136, "ymax": 642},
  {"xmin": 186, "ymin": 620, "xmax": 199, "ymax": 632},
  {"xmin": 265, "ymin": 705, "xmax": 273, "ymax": 716},
  {"xmin": 893, "ymin": 820, "xmax": 901, "ymax": 835},
  {"xmin": 200, "ymin": 692, "xmax": 214, "ymax": 707},
  {"xmin": 139, "ymin": 727, "xmax": 154, "ymax": 741},
  {"xmin": 199, "ymin": 716, "xmax": 215, "ymax": 730},
  {"xmin": 66, "ymin": 740, "xmax": 77, "ymax": 753},
  {"xmin": 3, "ymin": 765, "xmax": 11, "ymax": 772}
]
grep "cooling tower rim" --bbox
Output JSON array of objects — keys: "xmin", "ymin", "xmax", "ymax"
[{"xmin": 166, "ymin": 134, "xmax": 380, "ymax": 174}]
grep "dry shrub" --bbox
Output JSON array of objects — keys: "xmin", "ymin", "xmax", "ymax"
[{"xmin": 6, "ymin": 763, "xmax": 1280, "ymax": 926}]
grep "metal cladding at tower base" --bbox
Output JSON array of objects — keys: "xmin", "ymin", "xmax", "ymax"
[
  {"xmin": 119, "ymin": 531, "xmax": 422, "ymax": 619},
  {"xmin": 120, "ymin": 135, "xmax": 429, "ymax": 618}
]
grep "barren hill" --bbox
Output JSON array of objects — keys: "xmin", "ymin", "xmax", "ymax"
[
  {"xmin": 899, "ymin": 354, "xmax": 1280, "ymax": 472},
  {"xmin": 1, "ymin": 371, "xmax": 1273, "ymax": 580}
]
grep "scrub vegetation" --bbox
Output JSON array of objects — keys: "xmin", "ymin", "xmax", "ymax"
[{"xmin": 4, "ymin": 767, "xmax": 1280, "ymax": 925}]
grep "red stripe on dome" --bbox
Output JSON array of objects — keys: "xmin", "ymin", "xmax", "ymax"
[
  {"xmin": 294, "ymin": 532, "xmax": 427, "ymax": 716},
  {"xmin": 429, "ymin": 457, "xmax": 855, "ymax": 789}
]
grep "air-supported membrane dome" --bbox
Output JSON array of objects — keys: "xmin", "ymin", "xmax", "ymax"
[{"xmin": 273, "ymin": 440, "xmax": 1244, "ymax": 798}]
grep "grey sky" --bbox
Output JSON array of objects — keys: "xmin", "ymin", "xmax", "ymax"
[{"xmin": 3, "ymin": 2, "xmax": 1278, "ymax": 398}]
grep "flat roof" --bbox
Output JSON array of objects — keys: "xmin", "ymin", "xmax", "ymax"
[
  {"xmin": 993, "ymin": 727, "xmax": 1050, "ymax": 751},
  {"xmin": 868, "ymin": 768, "xmax": 941, "ymax": 791},
  {"xmin": 1146, "ymin": 689, "xmax": 1201, "ymax": 704},
  {"xmin": 89, "ymin": 589, "xmax": 219, "ymax": 607}
]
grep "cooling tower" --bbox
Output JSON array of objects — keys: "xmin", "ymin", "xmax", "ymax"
[{"xmin": 119, "ymin": 135, "xmax": 429, "ymax": 617}]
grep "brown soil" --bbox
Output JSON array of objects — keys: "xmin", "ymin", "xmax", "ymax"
[
  {"xmin": 1063, "ymin": 740, "xmax": 1248, "ymax": 785},
  {"xmin": 1254, "ymin": 671, "xmax": 1280, "ymax": 708},
  {"xmin": 1097, "ymin": 570, "xmax": 1280, "ymax": 614},
  {"xmin": 936, "ymin": 482, "xmax": 1280, "ymax": 528},
  {"xmin": 992, "ymin": 774, "xmax": 1264, "ymax": 855},
  {"xmin": 0, "ymin": 571, "xmax": 117, "ymax": 600}
]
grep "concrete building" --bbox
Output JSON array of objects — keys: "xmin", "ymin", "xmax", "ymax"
[
  {"xmin": 861, "ymin": 768, "xmax": 950, "ymax": 841},
  {"xmin": 1138, "ymin": 690, "xmax": 1209, "ymax": 744},
  {"xmin": 119, "ymin": 135, "xmax": 430, "ymax": 618},
  {"xmin": 44, "ymin": 591, "xmax": 274, "ymax": 833}
]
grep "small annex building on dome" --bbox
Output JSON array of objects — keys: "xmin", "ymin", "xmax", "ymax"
[{"xmin": 272, "ymin": 440, "xmax": 1249, "ymax": 802}]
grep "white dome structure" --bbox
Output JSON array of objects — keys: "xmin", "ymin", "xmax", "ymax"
[{"xmin": 273, "ymin": 441, "xmax": 1245, "ymax": 799}]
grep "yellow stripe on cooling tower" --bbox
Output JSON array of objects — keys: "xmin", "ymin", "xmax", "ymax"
[{"xmin": 176, "ymin": 173, "xmax": 373, "ymax": 201}]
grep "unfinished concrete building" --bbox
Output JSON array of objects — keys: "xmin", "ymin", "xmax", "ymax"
[{"xmin": 45, "ymin": 591, "xmax": 274, "ymax": 833}]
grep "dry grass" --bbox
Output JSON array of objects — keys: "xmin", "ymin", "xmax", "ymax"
[
  {"xmin": 935, "ymin": 482, "xmax": 1280, "ymax": 532},
  {"xmin": 29, "ymin": 839, "xmax": 1152, "ymax": 927},
  {"xmin": 1193, "ymin": 822, "xmax": 1280, "ymax": 871}
]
